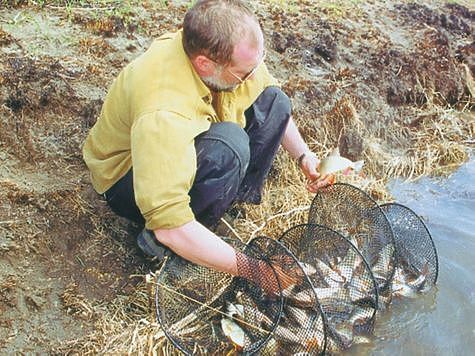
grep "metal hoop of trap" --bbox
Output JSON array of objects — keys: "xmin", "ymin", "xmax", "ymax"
[
  {"xmin": 246, "ymin": 236, "xmax": 328, "ymax": 355},
  {"xmin": 154, "ymin": 238, "xmax": 283, "ymax": 355},
  {"xmin": 279, "ymin": 223, "xmax": 379, "ymax": 353},
  {"xmin": 308, "ymin": 183, "xmax": 397, "ymax": 304},
  {"xmin": 380, "ymin": 203, "xmax": 439, "ymax": 293}
]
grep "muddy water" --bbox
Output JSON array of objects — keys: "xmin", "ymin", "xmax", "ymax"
[{"xmin": 349, "ymin": 157, "xmax": 475, "ymax": 355}]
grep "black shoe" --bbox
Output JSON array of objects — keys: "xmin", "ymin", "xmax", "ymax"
[{"xmin": 136, "ymin": 229, "xmax": 171, "ymax": 260}]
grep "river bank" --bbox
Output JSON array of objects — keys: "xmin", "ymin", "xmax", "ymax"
[{"xmin": 0, "ymin": 0, "xmax": 473, "ymax": 353}]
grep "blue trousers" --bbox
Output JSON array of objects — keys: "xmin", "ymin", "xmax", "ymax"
[{"xmin": 105, "ymin": 86, "xmax": 291, "ymax": 228}]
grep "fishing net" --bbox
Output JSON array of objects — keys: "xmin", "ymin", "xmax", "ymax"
[
  {"xmin": 247, "ymin": 236, "xmax": 327, "ymax": 355},
  {"xmin": 380, "ymin": 203, "xmax": 439, "ymax": 296},
  {"xmin": 279, "ymin": 223, "xmax": 378, "ymax": 353},
  {"xmin": 154, "ymin": 237, "xmax": 283, "ymax": 355},
  {"xmin": 308, "ymin": 183, "xmax": 396, "ymax": 305}
]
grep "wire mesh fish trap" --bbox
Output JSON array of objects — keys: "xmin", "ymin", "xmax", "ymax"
[
  {"xmin": 279, "ymin": 223, "xmax": 378, "ymax": 353},
  {"xmin": 380, "ymin": 203, "xmax": 439, "ymax": 298},
  {"xmin": 308, "ymin": 183, "xmax": 397, "ymax": 307},
  {"xmin": 247, "ymin": 236, "xmax": 327, "ymax": 355},
  {"xmin": 154, "ymin": 238, "xmax": 283, "ymax": 355}
]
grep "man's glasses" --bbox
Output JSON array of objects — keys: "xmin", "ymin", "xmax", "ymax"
[{"xmin": 211, "ymin": 50, "xmax": 267, "ymax": 84}]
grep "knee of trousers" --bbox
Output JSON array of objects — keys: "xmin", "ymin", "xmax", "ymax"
[
  {"xmin": 195, "ymin": 122, "xmax": 250, "ymax": 180},
  {"xmin": 261, "ymin": 86, "xmax": 292, "ymax": 119}
]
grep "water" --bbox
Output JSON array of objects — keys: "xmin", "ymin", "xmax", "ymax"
[{"xmin": 349, "ymin": 158, "xmax": 475, "ymax": 355}]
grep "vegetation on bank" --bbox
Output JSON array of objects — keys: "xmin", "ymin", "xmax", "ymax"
[{"xmin": 0, "ymin": 0, "xmax": 473, "ymax": 353}]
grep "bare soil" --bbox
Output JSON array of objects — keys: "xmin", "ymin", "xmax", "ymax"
[{"xmin": 0, "ymin": 0, "xmax": 473, "ymax": 353}]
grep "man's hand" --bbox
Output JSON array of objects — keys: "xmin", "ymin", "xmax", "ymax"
[
  {"xmin": 299, "ymin": 152, "xmax": 335, "ymax": 193},
  {"xmin": 236, "ymin": 253, "xmax": 304, "ymax": 296}
]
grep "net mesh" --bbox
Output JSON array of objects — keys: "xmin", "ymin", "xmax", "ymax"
[
  {"xmin": 308, "ymin": 183, "xmax": 396, "ymax": 305},
  {"xmin": 380, "ymin": 203, "xmax": 439, "ymax": 296},
  {"xmin": 154, "ymin": 238, "xmax": 283, "ymax": 355},
  {"xmin": 154, "ymin": 185, "xmax": 439, "ymax": 354},
  {"xmin": 279, "ymin": 223, "xmax": 378, "ymax": 353},
  {"xmin": 247, "ymin": 236, "xmax": 327, "ymax": 355}
]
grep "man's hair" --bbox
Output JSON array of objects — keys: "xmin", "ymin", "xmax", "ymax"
[{"xmin": 182, "ymin": 0, "xmax": 258, "ymax": 65}]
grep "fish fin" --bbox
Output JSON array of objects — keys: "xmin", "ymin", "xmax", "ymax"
[
  {"xmin": 353, "ymin": 160, "xmax": 364, "ymax": 172},
  {"xmin": 421, "ymin": 262, "xmax": 429, "ymax": 277},
  {"xmin": 329, "ymin": 147, "xmax": 340, "ymax": 157}
]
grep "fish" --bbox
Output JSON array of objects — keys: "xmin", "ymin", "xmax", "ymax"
[
  {"xmin": 377, "ymin": 288, "xmax": 393, "ymax": 309},
  {"xmin": 272, "ymin": 323, "xmax": 304, "ymax": 344},
  {"xmin": 286, "ymin": 305, "xmax": 312, "ymax": 327},
  {"xmin": 260, "ymin": 337, "xmax": 279, "ymax": 354},
  {"xmin": 326, "ymin": 323, "xmax": 353, "ymax": 351},
  {"xmin": 269, "ymin": 306, "xmax": 324, "ymax": 349},
  {"xmin": 348, "ymin": 308, "xmax": 373, "ymax": 332},
  {"xmin": 348, "ymin": 272, "xmax": 375, "ymax": 302},
  {"xmin": 335, "ymin": 248, "xmax": 360, "ymax": 282},
  {"xmin": 392, "ymin": 281, "xmax": 417, "ymax": 299},
  {"xmin": 315, "ymin": 258, "xmax": 345, "ymax": 288},
  {"xmin": 372, "ymin": 244, "xmax": 393, "ymax": 278},
  {"xmin": 286, "ymin": 305, "xmax": 324, "ymax": 333},
  {"xmin": 282, "ymin": 287, "xmax": 316, "ymax": 308},
  {"xmin": 313, "ymin": 287, "xmax": 340, "ymax": 304},
  {"xmin": 406, "ymin": 263, "xmax": 430, "ymax": 291},
  {"xmin": 221, "ymin": 318, "xmax": 246, "ymax": 349},
  {"xmin": 392, "ymin": 263, "xmax": 430, "ymax": 298},
  {"xmin": 298, "ymin": 261, "xmax": 317, "ymax": 276},
  {"xmin": 353, "ymin": 335, "xmax": 372, "ymax": 345},
  {"xmin": 226, "ymin": 302, "xmax": 244, "ymax": 318},
  {"xmin": 351, "ymin": 295, "xmax": 378, "ymax": 309},
  {"xmin": 318, "ymin": 148, "xmax": 364, "ymax": 176}
]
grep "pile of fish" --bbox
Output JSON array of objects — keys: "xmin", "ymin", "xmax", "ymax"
[
  {"xmin": 218, "ymin": 184, "xmax": 438, "ymax": 355},
  {"xmin": 157, "ymin": 152, "xmax": 437, "ymax": 355}
]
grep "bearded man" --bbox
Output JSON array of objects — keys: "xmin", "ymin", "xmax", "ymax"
[{"xmin": 82, "ymin": 0, "xmax": 331, "ymax": 283}]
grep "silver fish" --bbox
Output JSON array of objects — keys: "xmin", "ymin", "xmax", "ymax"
[
  {"xmin": 348, "ymin": 306, "xmax": 373, "ymax": 332},
  {"xmin": 377, "ymin": 288, "xmax": 393, "ymax": 309},
  {"xmin": 313, "ymin": 286, "xmax": 340, "ymax": 304},
  {"xmin": 406, "ymin": 263, "xmax": 429, "ymax": 291},
  {"xmin": 260, "ymin": 336, "xmax": 279, "ymax": 354},
  {"xmin": 221, "ymin": 318, "xmax": 246, "ymax": 349},
  {"xmin": 315, "ymin": 258, "xmax": 345, "ymax": 288},
  {"xmin": 319, "ymin": 148, "xmax": 364, "ymax": 176},
  {"xmin": 327, "ymin": 323, "xmax": 353, "ymax": 351},
  {"xmin": 392, "ymin": 281, "xmax": 417, "ymax": 298},
  {"xmin": 353, "ymin": 335, "xmax": 372, "ymax": 345},
  {"xmin": 282, "ymin": 288, "xmax": 316, "ymax": 308},
  {"xmin": 272, "ymin": 323, "xmax": 304, "ymax": 344},
  {"xmin": 286, "ymin": 305, "xmax": 311, "ymax": 327},
  {"xmin": 393, "ymin": 263, "xmax": 430, "ymax": 298},
  {"xmin": 335, "ymin": 248, "xmax": 360, "ymax": 282},
  {"xmin": 226, "ymin": 302, "xmax": 244, "ymax": 318},
  {"xmin": 298, "ymin": 261, "xmax": 317, "ymax": 276},
  {"xmin": 372, "ymin": 244, "xmax": 393, "ymax": 278},
  {"xmin": 349, "ymin": 273, "xmax": 374, "ymax": 300}
]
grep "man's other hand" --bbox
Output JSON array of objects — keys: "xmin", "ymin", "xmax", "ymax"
[{"xmin": 299, "ymin": 152, "xmax": 335, "ymax": 193}]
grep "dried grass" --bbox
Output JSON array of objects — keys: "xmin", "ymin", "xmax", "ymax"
[
  {"xmin": 60, "ymin": 96, "xmax": 473, "ymax": 354},
  {"xmin": 6, "ymin": 0, "xmax": 470, "ymax": 353}
]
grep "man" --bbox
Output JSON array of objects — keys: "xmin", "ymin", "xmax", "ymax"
[{"xmin": 82, "ymin": 0, "xmax": 331, "ymax": 283}]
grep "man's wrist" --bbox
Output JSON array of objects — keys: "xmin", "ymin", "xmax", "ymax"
[{"xmin": 297, "ymin": 151, "xmax": 317, "ymax": 168}]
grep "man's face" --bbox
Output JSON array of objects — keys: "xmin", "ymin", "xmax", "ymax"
[
  {"xmin": 201, "ymin": 65, "xmax": 239, "ymax": 92},
  {"xmin": 203, "ymin": 23, "xmax": 265, "ymax": 93}
]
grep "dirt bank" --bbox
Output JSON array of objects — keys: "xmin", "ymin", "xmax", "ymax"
[{"xmin": 0, "ymin": 0, "xmax": 473, "ymax": 353}]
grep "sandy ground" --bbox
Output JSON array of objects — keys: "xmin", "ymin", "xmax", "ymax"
[{"xmin": 0, "ymin": 0, "xmax": 473, "ymax": 353}]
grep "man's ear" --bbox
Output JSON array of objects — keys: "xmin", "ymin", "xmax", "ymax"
[{"xmin": 192, "ymin": 55, "xmax": 215, "ymax": 76}]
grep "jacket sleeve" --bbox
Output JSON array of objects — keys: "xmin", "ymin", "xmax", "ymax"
[{"xmin": 131, "ymin": 111, "xmax": 210, "ymax": 230}]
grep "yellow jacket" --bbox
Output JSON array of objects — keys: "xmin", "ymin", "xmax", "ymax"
[{"xmin": 82, "ymin": 31, "xmax": 277, "ymax": 229}]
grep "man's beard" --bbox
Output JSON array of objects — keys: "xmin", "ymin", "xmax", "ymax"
[{"xmin": 201, "ymin": 68, "xmax": 238, "ymax": 92}]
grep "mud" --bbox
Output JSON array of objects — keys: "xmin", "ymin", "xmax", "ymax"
[{"xmin": 0, "ymin": 0, "xmax": 473, "ymax": 353}]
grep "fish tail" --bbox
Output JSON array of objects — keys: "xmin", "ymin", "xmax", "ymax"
[{"xmin": 353, "ymin": 160, "xmax": 364, "ymax": 172}]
